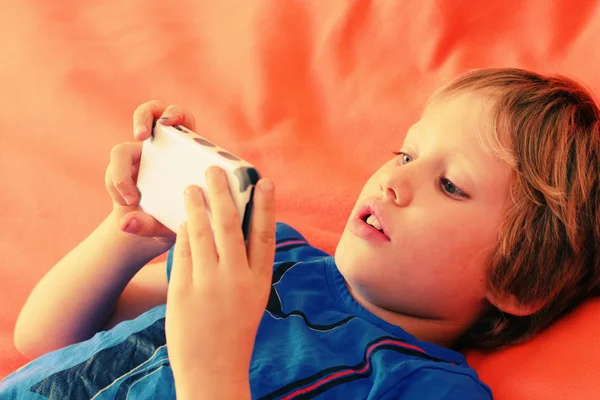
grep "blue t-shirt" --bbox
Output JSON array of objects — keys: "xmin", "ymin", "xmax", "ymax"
[{"xmin": 0, "ymin": 222, "xmax": 492, "ymax": 399}]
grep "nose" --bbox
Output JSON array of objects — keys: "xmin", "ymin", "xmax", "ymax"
[{"xmin": 378, "ymin": 164, "xmax": 414, "ymax": 207}]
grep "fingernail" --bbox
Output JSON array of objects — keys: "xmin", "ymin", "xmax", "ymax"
[
  {"xmin": 259, "ymin": 179, "xmax": 273, "ymax": 192},
  {"xmin": 184, "ymin": 185, "xmax": 201, "ymax": 196},
  {"xmin": 211, "ymin": 166, "xmax": 225, "ymax": 178},
  {"xmin": 134, "ymin": 125, "xmax": 147, "ymax": 139},
  {"xmin": 124, "ymin": 219, "xmax": 138, "ymax": 233},
  {"xmin": 123, "ymin": 195, "xmax": 135, "ymax": 205}
]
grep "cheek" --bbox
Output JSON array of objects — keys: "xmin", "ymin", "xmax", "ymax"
[
  {"xmin": 422, "ymin": 215, "xmax": 495, "ymax": 289},
  {"xmin": 359, "ymin": 177, "xmax": 380, "ymax": 197},
  {"xmin": 425, "ymin": 209, "xmax": 497, "ymax": 255},
  {"xmin": 397, "ymin": 209, "xmax": 497, "ymax": 295}
]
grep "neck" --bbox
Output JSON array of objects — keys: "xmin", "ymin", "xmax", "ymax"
[{"xmin": 344, "ymin": 279, "xmax": 486, "ymax": 349}]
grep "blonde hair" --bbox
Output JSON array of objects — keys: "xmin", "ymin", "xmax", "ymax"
[{"xmin": 435, "ymin": 68, "xmax": 600, "ymax": 349}]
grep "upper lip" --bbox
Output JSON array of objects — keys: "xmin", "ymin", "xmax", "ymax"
[{"xmin": 355, "ymin": 198, "xmax": 392, "ymax": 239}]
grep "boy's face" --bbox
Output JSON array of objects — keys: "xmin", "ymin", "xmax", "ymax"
[{"xmin": 335, "ymin": 91, "xmax": 512, "ymax": 333}]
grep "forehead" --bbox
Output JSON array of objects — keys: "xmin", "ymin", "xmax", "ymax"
[
  {"xmin": 408, "ymin": 91, "xmax": 494, "ymax": 147},
  {"xmin": 406, "ymin": 91, "xmax": 511, "ymax": 186}
]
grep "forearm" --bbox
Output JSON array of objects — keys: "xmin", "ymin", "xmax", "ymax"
[
  {"xmin": 14, "ymin": 212, "xmax": 171, "ymax": 358},
  {"xmin": 175, "ymin": 372, "xmax": 251, "ymax": 400}
]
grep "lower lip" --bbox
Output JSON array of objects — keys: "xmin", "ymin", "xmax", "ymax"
[{"xmin": 348, "ymin": 217, "xmax": 391, "ymax": 243}]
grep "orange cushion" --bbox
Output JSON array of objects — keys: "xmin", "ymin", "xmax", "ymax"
[{"xmin": 1, "ymin": 1, "xmax": 598, "ymax": 398}]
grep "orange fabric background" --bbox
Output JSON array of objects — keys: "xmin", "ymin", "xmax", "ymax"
[{"xmin": 1, "ymin": 0, "xmax": 599, "ymax": 398}]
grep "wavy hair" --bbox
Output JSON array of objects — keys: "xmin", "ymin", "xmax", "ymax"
[{"xmin": 433, "ymin": 68, "xmax": 600, "ymax": 349}]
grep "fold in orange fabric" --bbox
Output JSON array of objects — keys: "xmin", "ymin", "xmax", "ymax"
[{"xmin": 1, "ymin": 1, "xmax": 599, "ymax": 399}]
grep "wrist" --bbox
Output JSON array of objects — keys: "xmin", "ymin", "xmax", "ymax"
[{"xmin": 175, "ymin": 371, "xmax": 251, "ymax": 400}]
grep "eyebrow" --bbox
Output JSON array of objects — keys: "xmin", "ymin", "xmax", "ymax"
[
  {"xmin": 404, "ymin": 128, "xmax": 482, "ymax": 192},
  {"xmin": 449, "ymin": 153, "xmax": 478, "ymax": 190}
]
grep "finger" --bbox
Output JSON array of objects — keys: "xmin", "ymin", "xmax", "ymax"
[
  {"xmin": 170, "ymin": 222, "xmax": 192, "ymax": 288},
  {"xmin": 106, "ymin": 142, "xmax": 143, "ymax": 206},
  {"xmin": 205, "ymin": 166, "xmax": 247, "ymax": 268},
  {"xmin": 133, "ymin": 100, "xmax": 166, "ymax": 140},
  {"xmin": 183, "ymin": 184, "xmax": 218, "ymax": 279},
  {"xmin": 247, "ymin": 178, "xmax": 276, "ymax": 279},
  {"xmin": 158, "ymin": 104, "xmax": 197, "ymax": 132},
  {"xmin": 119, "ymin": 211, "xmax": 176, "ymax": 237}
]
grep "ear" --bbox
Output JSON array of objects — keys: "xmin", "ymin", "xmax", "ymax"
[{"xmin": 486, "ymin": 289, "xmax": 547, "ymax": 317}]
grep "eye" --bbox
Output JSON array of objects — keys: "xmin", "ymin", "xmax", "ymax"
[
  {"xmin": 391, "ymin": 151, "xmax": 412, "ymax": 165},
  {"xmin": 440, "ymin": 178, "xmax": 470, "ymax": 199},
  {"xmin": 392, "ymin": 150, "xmax": 470, "ymax": 200}
]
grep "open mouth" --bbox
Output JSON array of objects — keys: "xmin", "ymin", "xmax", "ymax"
[
  {"xmin": 354, "ymin": 199, "xmax": 391, "ymax": 241},
  {"xmin": 362, "ymin": 213, "xmax": 385, "ymax": 234}
]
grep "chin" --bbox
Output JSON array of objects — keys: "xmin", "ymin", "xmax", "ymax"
[{"xmin": 334, "ymin": 231, "xmax": 372, "ymax": 280}]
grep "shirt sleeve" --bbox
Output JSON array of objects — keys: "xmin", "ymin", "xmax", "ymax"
[
  {"xmin": 272, "ymin": 222, "xmax": 329, "ymax": 264},
  {"xmin": 378, "ymin": 366, "xmax": 493, "ymax": 400}
]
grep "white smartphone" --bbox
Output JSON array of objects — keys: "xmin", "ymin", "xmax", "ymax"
[{"xmin": 136, "ymin": 120, "xmax": 260, "ymax": 241}]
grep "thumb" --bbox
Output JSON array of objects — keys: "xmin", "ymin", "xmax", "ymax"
[{"xmin": 120, "ymin": 211, "xmax": 175, "ymax": 237}]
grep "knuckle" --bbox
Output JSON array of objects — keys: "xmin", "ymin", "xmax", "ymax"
[
  {"xmin": 186, "ymin": 187, "xmax": 205, "ymax": 205},
  {"xmin": 261, "ymin": 196, "xmax": 275, "ymax": 212},
  {"xmin": 164, "ymin": 105, "xmax": 186, "ymax": 123},
  {"xmin": 212, "ymin": 178, "xmax": 230, "ymax": 195},
  {"xmin": 221, "ymin": 212, "xmax": 240, "ymax": 231},
  {"xmin": 217, "ymin": 180, "xmax": 231, "ymax": 193},
  {"xmin": 162, "ymin": 104, "xmax": 179, "ymax": 116},
  {"xmin": 190, "ymin": 225, "xmax": 213, "ymax": 241},
  {"xmin": 135, "ymin": 100, "xmax": 164, "ymax": 121},
  {"xmin": 257, "ymin": 229, "xmax": 275, "ymax": 246},
  {"xmin": 147, "ymin": 99, "xmax": 164, "ymax": 107},
  {"xmin": 109, "ymin": 144, "xmax": 124, "ymax": 160},
  {"xmin": 166, "ymin": 104, "xmax": 181, "ymax": 112},
  {"xmin": 134, "ymin": 102, "xmax": 150, "ymax": 117},
  {"xmin": 113, "ymin": 179, "xmax": 129, "ymax": 191},
  {"xmin": 235, "ymin": 235, "xmax": 246, "ymax": 249},
  {"xmin": 146, "ymin": 99, "xmax": 164, "ymax": 112},
  {"xmin": 133, "ymin": 103, "xmax": 145, "ymax": 116},
  {"xmin": 110, "ymin": 142, "xmax": 135, "ymax": 161},
  {"xmin": 177, "ymin": 243, "xmax": 192, "ymax": 259}
]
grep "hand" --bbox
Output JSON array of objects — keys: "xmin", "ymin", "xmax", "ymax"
[
  {"xmin": 105, "ymin": 100, "xmax": 196, "ymax": 248},
  {"xmin": 165, "ymin": 166, "xmax": 276, "ymax": 398}
]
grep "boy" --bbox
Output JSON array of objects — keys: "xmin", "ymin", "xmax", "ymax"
[{"xmin": 3, "ymin": 68, "xmax": 599, "ymax": 399}]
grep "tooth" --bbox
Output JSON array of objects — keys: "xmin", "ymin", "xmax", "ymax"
[{"xmin": 366, "ymin": 214, "xmax": 382, "ymax": 231}]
